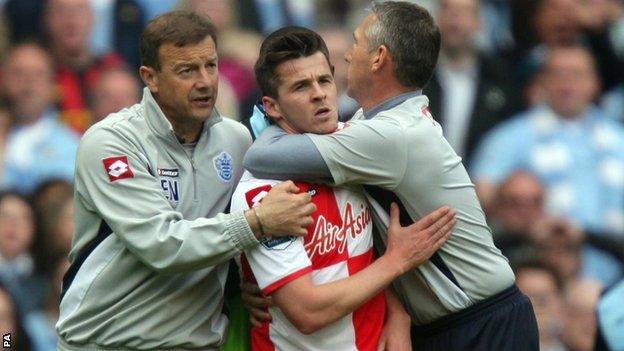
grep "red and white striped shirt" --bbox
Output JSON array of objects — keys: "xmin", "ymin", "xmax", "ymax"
[{"xmin": 231, "ymin": 172, "xmax": 386, "ymax": 351}]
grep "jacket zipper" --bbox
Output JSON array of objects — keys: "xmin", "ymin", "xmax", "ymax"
[
  {"xmin": 190, "ymin": 157, "xmax": 198, "ymax": 201},
  {"xmin": 173, "ymin": 133, "xmax": 199, "ymax": 202}
]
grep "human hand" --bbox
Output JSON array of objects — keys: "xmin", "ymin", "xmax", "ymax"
[
  {"xmin": 254, "ymin": 181, "xmax": 316, "ymax": 237},
  {"xmin": 240, "ymin": 280, "xmax": 272, "ymax": 327},
  {"xmin": 384, "ymin": 203, "xmax": 455, "ymax": 274},
  {"xmin": 377, "ymin": 291, "xmax": 412, "ymax": 351}
]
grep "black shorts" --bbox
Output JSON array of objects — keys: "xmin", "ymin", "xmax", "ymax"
[{"xmin": 411, "ymin": 284, "xmax": 539, "ymax": 351}]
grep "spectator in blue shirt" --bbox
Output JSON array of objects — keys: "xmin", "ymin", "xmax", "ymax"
[
  {"xmin": 1, "ymin": 43, "xmax": 79, "ymax": 194},
  {"xmin": 473, "ymin": 45, "xmax": 624, "ymax": 237}
]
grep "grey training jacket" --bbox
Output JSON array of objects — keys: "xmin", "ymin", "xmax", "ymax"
[{"xmin": 57, "ymin": 88, "xmax": 257, "ymax": 350}]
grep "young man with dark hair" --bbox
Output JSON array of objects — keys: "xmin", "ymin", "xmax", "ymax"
[
  {"xmin": 244, "ymin": 2, "xmax": 539, "ymax": 350},
  {"xmin": 56, "ymin": 11, "xmax": 319, "ymax": 350},
  {"xmin": 232, "ymin": 26, "xmax": 455, "ymax": 350}
]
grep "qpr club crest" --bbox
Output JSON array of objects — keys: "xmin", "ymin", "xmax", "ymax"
[{"xmin": 213, "ymin": 151, "xmax": 233, "ymax": 182}]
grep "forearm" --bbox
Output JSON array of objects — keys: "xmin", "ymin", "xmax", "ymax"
[
  {"xmin": 244, "ymin": 125, "xmax": 332, "ymax": 180},
  {"xmin": 109, "ymin": 210, "xmax": 258, "ymax": 273},
  {"xmin": 273, "ymin": 255, "xmax": 403, "ymax": 333},
  {"xmin": 385, "ymin": 288, "xmax": 410, "ymax": 324},
  {"xmin": 378, "ymin": 287, "xmax": 412, "ymax": 351}
]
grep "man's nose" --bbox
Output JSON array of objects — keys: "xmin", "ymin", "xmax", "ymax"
[
  {"xmin": 195, "ymin": 68, "xmax": 214, "ymax": 89},
  {"xmin": 311, "ymin": 82, "xmax": 326, "ymax": 100}
]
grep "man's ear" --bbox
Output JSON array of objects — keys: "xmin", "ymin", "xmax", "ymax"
[
  {"xmin": 371, "ymin": 45, "xmax": 390, "ymax": 73},
  {"xmin": 262, "ymin": 96, "xmax": 284, "ymax": 121},
  {"xmin": 139, "ymin": 66, "xmax": 158, "ymax": 94}
]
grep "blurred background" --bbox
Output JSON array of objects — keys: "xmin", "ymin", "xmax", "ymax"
[{"xmin": 0, "ymin": 0, "xmax": 622, "ymax": 350}]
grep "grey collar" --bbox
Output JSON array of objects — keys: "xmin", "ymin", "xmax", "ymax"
[
  {"xmin": 363, "ymin": 90, "xmax": 423, "ymax": 119},
  {"xmin": 142, "ymin": 87, "xmax": 222, "ymax": 141}
]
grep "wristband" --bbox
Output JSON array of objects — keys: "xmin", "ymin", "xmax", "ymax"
[{"xmin": 252, "ymin": 207, "xmax": 267, "ymax": 238}]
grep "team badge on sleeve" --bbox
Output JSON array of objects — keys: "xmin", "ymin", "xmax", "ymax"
[
  {"xmin": 260, "ymin": 235, "xmax": 296, "ymax": 250},
  {"xmin": 102, "ymin": 156, "xmax": 134, "ymax": 182},
  {"xmin": 213, "ymin": 151, "xmax": 233, "ymax": 182}
]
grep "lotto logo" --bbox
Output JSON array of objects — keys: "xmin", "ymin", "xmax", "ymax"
[{"xmin": 103, "ymin": 156, "xmax": 134, "ymax": 182}]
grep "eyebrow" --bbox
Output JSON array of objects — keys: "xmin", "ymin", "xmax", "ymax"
[
  {"xmin": 290, "ymin": 77, "xmax": 312, "ymax": 88},
  {"xmin": 289, "ymin": 73, "xmax": 333, "ymax": 87},
  {"xmin": 172, "ymin": 56, "xmax": 218, "ymax": 70},
  {"xmin": 173, "ymin": 62, "xmax": 195, "ymax": 71}
]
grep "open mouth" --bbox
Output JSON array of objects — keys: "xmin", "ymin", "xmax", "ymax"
[
  {"xmin": 315, "ymin": 107, "xmax": 331, "ymax": 117},
  {"xmin": 192, "ymin": 96, "xmax": 212, "ymax": 107}
]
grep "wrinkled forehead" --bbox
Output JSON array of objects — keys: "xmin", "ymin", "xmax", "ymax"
[
  {"xmin": 158, "ymin": 37, "xmax": 218, "ymax": 66},
  {"xmin": 276, "ymin": 52, "xmax": 333, "ymax": 82}
]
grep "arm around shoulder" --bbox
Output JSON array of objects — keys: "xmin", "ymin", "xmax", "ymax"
[{"xmin": 306, "ymin": 118, "xmax": 407, "ymax": 187}]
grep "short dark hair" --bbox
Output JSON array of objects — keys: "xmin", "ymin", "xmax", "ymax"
[
  {"xmin": 255, "ymin": 26, "xmax": 332, "ymax": 98},
  {"xmin": 140, "ymin": 11, "xmax": 218, "ymax": 71},
  {"xmin": 367, "ymin": 1, "xmax": 441, "ymax": 88}
]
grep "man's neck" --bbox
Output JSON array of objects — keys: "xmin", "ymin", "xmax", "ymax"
[
  {"xmin": 360, "ymin": 84, "xmax": 416, "ymax": 112},
  {"xmin": 171, "ymin": 121, "xmax": 203, "ymax": 144}
]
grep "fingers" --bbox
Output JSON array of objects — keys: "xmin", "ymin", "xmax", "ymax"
[
  {"xmin": 250, "ymin": 315, "xmax": 262, "ymax": 328},
  {"xmin": 302, "ymin": 203, "xmax": 317, "ymax": 216},
  {"xmin": 300, "ymin": 216, "xmax": 314, "ymax": 228},
  {"xmin": 240, "ymin": 281, "xmax": 273, "ymax": 324},
  {"xmin": 290, "ymin": 191, "xmax": 312, "ymax": 208},
  {"xmin": 413, "ymin": 206, "xmax": 451, "ymax": 231},
  {"xmin": 240, "ymin": 282, "xmax": 272, "ymax": 309},
  {"xmin": 419, "ymin": 208, "xmax": 455, "ymax": 238},
  {"xmin": 241, "ymin": 290, "xmax": 271, "ymax": 308},
  {"xmin": 289, "ymin": 203, "xmax": 316, "ymax": 237},
  {"xmin": 292, "ymin": 227, "xmax": 308, "ymax": 237},
  {"xmin": 389, "ymin": 203, "xmax": 400, "ymax": 229},
  {"xmin": 432, "ymin": 218, "xmax": 456, "ymax": 248},
  {"xmin": 275, "ymin": 180, "xmax": 300, "ymax": 194},
  {"xmin": 240, "ymin": 281, "xmax": 263, "ymax": 295},
  {"xmin": 248, "ymin": 308, "xmax": 271, "ymax": 326}
]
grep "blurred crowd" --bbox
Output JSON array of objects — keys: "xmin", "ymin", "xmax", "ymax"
[{"xmin": 0, "ymin": 0, "xmax": 622, "ymax": 350}]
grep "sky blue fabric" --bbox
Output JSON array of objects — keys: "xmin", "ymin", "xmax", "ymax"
[
  {"xmin": 598, "ymin": 279, "xmax": 624, "ymax": 350},
  {"xmin": 472, "ymin": 104, "xmax": 624, "ymax": 236},
  {"xmin": 2, "ymin": 110, "xmax": 80, "ymax": 194}
]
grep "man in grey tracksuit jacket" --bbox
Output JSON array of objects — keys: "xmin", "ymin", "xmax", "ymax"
[{"xmin": 57, "ymin": 88, "xmax": 254, "ymax": 350}]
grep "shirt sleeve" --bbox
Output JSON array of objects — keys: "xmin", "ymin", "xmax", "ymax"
[
  {"xmin": 307, "ymin": 118, "xmax": 408, "ymax": 188},
  {"xmin": 230, "ymin": 179, "xmax": 312, "ymax": 295},
  {"xmin": 245, "ymin": 120, "xmax": 407, "ymax": 188},
  {"xmin": 74, "ymin": 126, "xmax": 259, "ymax": 273},
  {"xmin": 243, "ymin": 125, "xmax": 332, "ymax": 180}
]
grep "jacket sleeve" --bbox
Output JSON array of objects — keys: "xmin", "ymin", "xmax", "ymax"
[
  {"xmin": 74, "ymin": 126, "xmax": 259, "ymax": 273},
  {"xmin": 243, "ymin": 125, "xmax": 333, "ymax": 180}
]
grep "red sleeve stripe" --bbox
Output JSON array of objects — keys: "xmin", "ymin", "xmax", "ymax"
[{"xmin": 262, "ymin": 266, "xmax": 313, "ymax": 296}]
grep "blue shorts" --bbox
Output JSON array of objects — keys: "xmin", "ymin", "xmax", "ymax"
[{"xmin": 411, "ymin": 284, "xmax": 539, "ymax": 351}]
